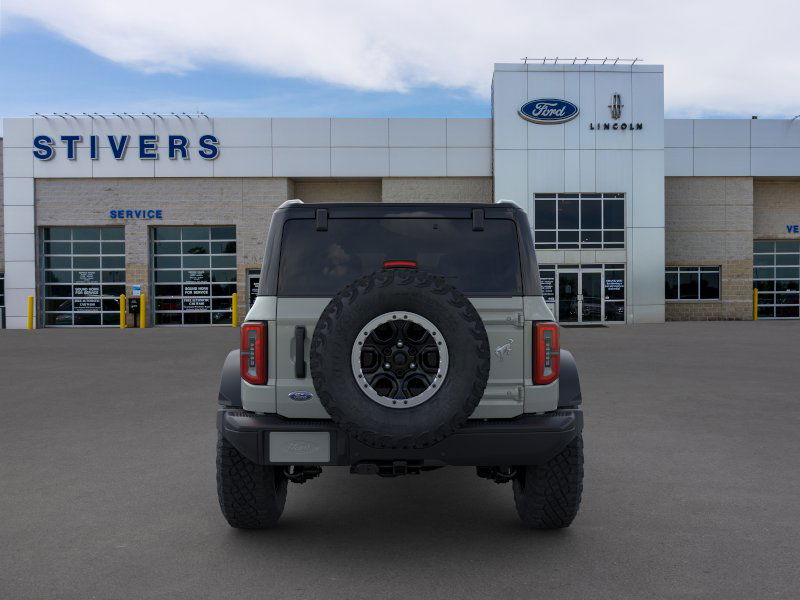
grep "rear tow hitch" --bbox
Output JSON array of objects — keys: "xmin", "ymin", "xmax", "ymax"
[{"xmin": 283, "ymin": 465, "xmax": 322, "ymax": 484}]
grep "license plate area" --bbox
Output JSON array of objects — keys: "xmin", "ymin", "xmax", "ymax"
[{"xmin": 268, "ymin": 431, "xmax": 331, "ymax": 463}]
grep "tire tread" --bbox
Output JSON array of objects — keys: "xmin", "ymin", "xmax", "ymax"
[
  {"xmin": 216, "ymin": 434, "xmax": 287, "ymax": 529},
  {"xmin": 513, "ymin": 435, "xmax": 584, "ymax": 529},
  {"xmin": 310, "ymin": 269, "xmax": 490, "ymax": 450}
]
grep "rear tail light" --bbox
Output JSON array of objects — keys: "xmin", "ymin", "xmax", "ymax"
[
  {"xmin": 240, "ymin": 322, "xmax": 267, "ymax": 385},
  {"xmin": 534, "ymin": 322, "xmax": 560, "ymax": 385}
]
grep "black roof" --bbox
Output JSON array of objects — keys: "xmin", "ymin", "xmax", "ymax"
[{"xmin": 276, "ymin": 201, "xmax": 527, "ymax": 220}]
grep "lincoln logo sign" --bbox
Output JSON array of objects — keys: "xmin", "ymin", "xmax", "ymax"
[{"xmin": 518, "ymin": 99, "xmax": 579, "ymax": 124}]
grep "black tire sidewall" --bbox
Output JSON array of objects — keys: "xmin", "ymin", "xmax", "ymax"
[
  {"xmin": 512, "ymin": 434, "xmax": 584, "ymax": 529},
  {"xmin": 216, "ymin": 434, "xmax": 288, "ymax": 529},
  {"xmin": 310, "ymin": 269, "xmax": 490, "ymax": 449}
]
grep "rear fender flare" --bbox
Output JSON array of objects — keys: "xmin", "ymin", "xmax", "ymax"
[
  {"xmin": 218, "ymin": 349, "xmax": 242, "ymax": 408},
  {"xmin": 558, "ymin": 349, "xmax": 582, "ymax": 408}
]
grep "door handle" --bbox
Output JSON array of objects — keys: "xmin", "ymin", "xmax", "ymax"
[{"xmin": 294, "ymin": 326, "xmax": 306, "ymax": 378}]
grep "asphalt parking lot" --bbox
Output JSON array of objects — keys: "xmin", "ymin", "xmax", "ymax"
[{"xmin": 1, "ymin": 321, "xmax": 799, "ymax": 599}]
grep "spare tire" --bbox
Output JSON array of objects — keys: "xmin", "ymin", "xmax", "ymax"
[{"xmin": 310, "ymin": 268, "xmax": 490, "ymax": 449}]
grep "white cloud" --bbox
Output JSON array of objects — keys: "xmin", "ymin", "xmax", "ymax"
[{"xmin": 4, "ymin": 0, "xmax": 799, "ymax": 117}]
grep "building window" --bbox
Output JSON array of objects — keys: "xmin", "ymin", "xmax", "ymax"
[
  {"xmin": 151, "ymin": 226, "xmax": 237, "ymax": 326},
  {"xmin": 40, "ymin": 227, "xmax": 126, "ymax": 327},
  {"xmin": 539, "ymin": 265, "xmax": 556, "ymax": 303},
  {"xmin": 533, "ymin": 193, "xmax": 625, "ymax": 250},
  {"xmin": 665, "ymin": 266, "xmax": 720, "ymax": 301},
  {"xmin": 247, "ymin": 269, "xmax": 261, "ymax": 308},
  {"xmin": 753, "ymin": 241, "xmax": 800, "ymax": 319},
  {"xmin": 604, "ymin": 264, "xmax": 626, "ymax": 321}
]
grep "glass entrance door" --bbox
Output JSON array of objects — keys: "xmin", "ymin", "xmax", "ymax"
[
  {"xmin": 581, "ymin": 272, "xmax": 602, "ymax": 323},
  {"xmin": 558, "ymin": 272, "xmax": 579, "ymax": 322},
  {"xmin": 557, "ymin": 270, "xmax": 603, "ymax": 323}
]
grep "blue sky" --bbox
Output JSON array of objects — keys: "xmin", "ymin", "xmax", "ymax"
[
  {"xmin": 0, "ymin": 21, "xmax": 490, "ymax": 134},
  {"xmin": 2, "ymin": 0, "xmax": 798, "ymax": 136}
]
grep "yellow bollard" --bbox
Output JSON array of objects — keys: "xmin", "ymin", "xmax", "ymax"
[
  {"xmin": 139, "ymin": 293, "xmax": 146, "ymax": 328},
  {"xmin": 753, "ymin": 287, "xmax": 758, "ymax": 321},
  {"xmin": 120, "ymin": 294, "xmax": 127, "ymax": 329},
  {"xmin": 231, "ymin": 293, "xmax": 238, "ymax": 327},
  {"xmin": 27, "ymin": 295, "xmax": 34, "ymax": 330}
]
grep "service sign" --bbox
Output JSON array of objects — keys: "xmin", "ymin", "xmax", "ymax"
[
  {"xmin": 183, "ymin": 298, "xmax": 210, "ymax": 311},
  {"xmin": 110, "ymin": 209, "xmax": 163, "ymax": 220},
  {"xmin": 184, "ymin": 284, "xmax": 210, "ymax": 297},
  {"xmin": 187, "ymin": 270, "xmax": 208, "ymax": 283},
  {"xmin": 540, "ymin": 274, "xmax": 555, "ymax": 302},
  {"xmin": 75, "ymin": 298, "xmax": 101, "ymax": 312},
  {"xmin": 519, "ymin": 99, "xmax": 579, "ymax": 124},
  {"xmin": 76, "ymin": 270, "xmax": 98, "ymax": 283},
  {"xmin": 249, "ymin": 276, "xmax": 260, "ymax": 307},
  {"xmin": 75, "ymin": 285, "xmax": 99, "ymax": 296}
]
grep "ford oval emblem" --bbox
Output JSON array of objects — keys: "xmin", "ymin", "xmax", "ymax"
[
  {"xmin": 519, "ymin": 98, "xmax": 579, "ymax": 124},
  {"xmin": 288, "ymin": 390, "xmax": 313, "ymax": 402},
  {"xmin": 286, "ymin": 441, "xmax": 318, "ymax": 454}
]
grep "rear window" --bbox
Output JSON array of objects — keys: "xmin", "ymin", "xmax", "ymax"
[{"xmin": 277, "ymin": 218, "xmax": 522, "ymax": 296}]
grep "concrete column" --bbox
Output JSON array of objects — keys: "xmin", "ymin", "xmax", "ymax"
[{"xmin": 2, "ymin": 119, "xmax": 37, "ymax": 329}]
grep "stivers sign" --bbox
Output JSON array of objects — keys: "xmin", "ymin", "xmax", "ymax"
[{"xmin": 32, "ymin": 134, "xmax": 220, "ymax": 160}]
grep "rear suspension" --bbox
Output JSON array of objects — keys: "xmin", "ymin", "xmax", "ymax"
[{"xmin": 476, "ymin": 466, "xmax": 517, "ymax": 484}]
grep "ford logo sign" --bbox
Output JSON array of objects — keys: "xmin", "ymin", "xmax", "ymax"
[
  {"xmin": 288, "ymin": 391, "xmax": 314, "ymax": 402},
  {"xmin": 519, "ymin": 99, "xmax": 579, "ymax": 124}
]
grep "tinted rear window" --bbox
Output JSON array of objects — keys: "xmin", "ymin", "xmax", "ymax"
[{"xmin": 277, "ymin": 218, "xmax": 522, "ymax": 296}]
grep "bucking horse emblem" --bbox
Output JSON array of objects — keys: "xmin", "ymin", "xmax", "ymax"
[{"xmin": 494, "ymin": 338, "xmax": 513, "ymax": 360}]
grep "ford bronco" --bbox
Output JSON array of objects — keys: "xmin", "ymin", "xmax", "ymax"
[{"xmin": 216, "ymin": 200, "xmax": 583, "ymax": 529}]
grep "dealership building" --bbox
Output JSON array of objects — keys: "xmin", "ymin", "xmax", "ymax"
[{"xmin": 1, "ymin": 61, "xmax": 799, "ymax": 328}]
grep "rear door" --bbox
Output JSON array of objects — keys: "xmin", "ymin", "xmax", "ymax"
[
  {"xmin": 274, "ymin": 298, "xmax": 329, "ymax": 418},
  {"xmin": 469, "ymin": 297, "xmax": 525, "ymax": 418},
  {"xmin": 273, "ymin": 214, "xmax": 527, "ymax": 419}
]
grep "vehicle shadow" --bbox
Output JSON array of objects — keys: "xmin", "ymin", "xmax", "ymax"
[{"xmin": 216, "ymin": 466, "xmax": 581, "ymax": 567}]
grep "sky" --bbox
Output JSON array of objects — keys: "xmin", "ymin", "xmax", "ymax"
[{"xmin": 1, "ymin": 0, "xmax": 798, "ymax": 134}]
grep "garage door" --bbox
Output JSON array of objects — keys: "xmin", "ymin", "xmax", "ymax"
[
  {"xmin": 753, "ymin": 240, "xmax": 800, "ymax": 319},
  {"xmin": 40, "ymin": 227, "xmax": 126, "ymax": 327},
  {"xmin": 151, "ymin": 226, "xmax": 237, "ymax": 326}
]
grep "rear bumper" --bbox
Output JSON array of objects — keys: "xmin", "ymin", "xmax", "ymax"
[{"xmin": 217, "ymin": 408, "xmax": 583, "ymax": 467}]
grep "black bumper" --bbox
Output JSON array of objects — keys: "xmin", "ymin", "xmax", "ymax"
[{"xmin": 217, "ymin": 408, "xmax": 583, "ymax": 467}]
